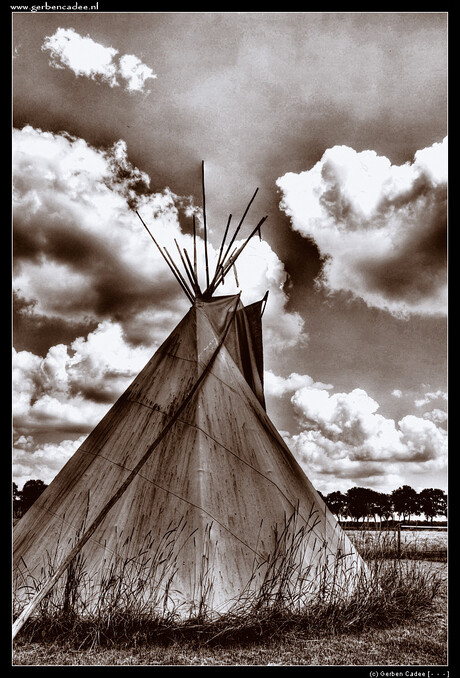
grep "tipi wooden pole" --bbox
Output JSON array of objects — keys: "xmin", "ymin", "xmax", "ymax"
[
  {"xmin": 13, "ymin": 295, "xmax": 242, "ymax": 640},
  {"xmin": 210, "ymin": 216, "xmax": 268, "ymax": 294},
  {"xmin": 233, "ymin": 264, "xmax": 239, "ymax": 288},
  {"xmin": 219, "ymin": 188, "xmax": 259, "ymax": 269},
  {"xmin": 192, "ymin": 214, "xmax": 198, "ymax": 284},
  {"xmin": 209, "ymin": 249, "xmax": 237, "ymax": 294},
  {"xmin": 201, "ymin": 161, "xmax": 210, "ymax": 289},
  {"xmin": 174, "ymin": 239, "xmax": 198, "ymax": 295},
  {"xmin": 210, "ymin": 214, "xmax": 232, "ymax": 289},
  {"xmin": 163, "ymin": 247, "xmax": 195, "ymax": 303},
  {"xmin": 136, "ymin": 211, "xmax": 194, "ymax": 303},
  {"xmin": 183, "ymin": 248, "xmax": 201, "ymax": 296}
]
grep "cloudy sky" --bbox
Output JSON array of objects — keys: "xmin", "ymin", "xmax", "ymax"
[{"xmin": 12, "ymin": 11, "xmax": 447, "ymax": 496}]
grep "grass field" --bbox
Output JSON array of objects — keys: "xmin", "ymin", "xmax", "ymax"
[
  {"xmin": 13, "ymin": 606, "xmax": 447, "ymax": 666},
  {"xmin": 12, "ymin": 531, "xmax": 448, "ymax": 666},
  {"xmin": 346, "ymin": 528, "xmax": 447, "ymax": 561}
]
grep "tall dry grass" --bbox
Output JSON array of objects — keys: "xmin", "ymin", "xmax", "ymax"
[{"xmin": 13, "ymin": 513, "xmax": 445, "ymax": 649}]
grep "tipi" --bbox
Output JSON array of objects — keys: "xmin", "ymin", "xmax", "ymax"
[{"xmin": 13, "ymin": 164, "xmax": 365, "ymax": 636}]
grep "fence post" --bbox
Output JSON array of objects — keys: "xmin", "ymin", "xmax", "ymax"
[{"xmin": 397, "ymin": 523, "xmax": 401, "ymax": 559}]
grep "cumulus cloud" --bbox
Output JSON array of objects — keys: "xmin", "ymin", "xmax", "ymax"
[
  {"xmin": 12, "ymin": 321, "xmax": 152, "ymax": 436},
  {"xmin": 13, "ymin": 125, "xmax": 304, "ymax": 353},
  {"xmin": 264, "ymin": 370, "xmax": 332, "ymax": 398},
  {"xmin": 280, "ymin": 382, "xmax": 447, "ymax": 493},
  {"xmin": 414, "ymin": 389, "xmax": 448, "ymax": 407},
  {"xmin": 423, "ymin": 409, "xmax": 448, "ymax": 425},
  {"xmin": 118, "ymin": 53, "xmax": 156, "ymax": 92},
  {"xmin": 42, "ymin": 27, "xmax": 156, "ymax": 93},
  {"xmin": 277, "ymin": 138, "xmax": 447, "ymax": 318}
]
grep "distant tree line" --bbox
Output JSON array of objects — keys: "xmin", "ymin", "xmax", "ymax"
[
  {"xmin": 13, "ymin": 480, "xmax": 447, "ymax": 525},
  {"xmin": 319, "ymin": 485, "xmax": 447, "ymax": 524}
]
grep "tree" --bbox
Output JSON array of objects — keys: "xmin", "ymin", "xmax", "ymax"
[
  {"xmin": 419, "ymin": 488, "xmax": 447, "ymax": 522},
  {"xmin": 325, "ymin": 491, "xmax": 348, "ymax": 520},
  {"xmin": 373, "ymin": 492, "xmax": 393, "ymax": 522},
  {"xmin": 391, "ymin": 485, "xmax": 420, "ymax": 522},
  {"xmin": 365, "ymin": 490, "xmax": 393, "ymax": 523},
  {"xmin": 345, "ymin": 487, "xmax": 377, "ymax": 524},
  {"xmin": 20, "ymin": 479, "xmax": 48, "ymax": 514}
]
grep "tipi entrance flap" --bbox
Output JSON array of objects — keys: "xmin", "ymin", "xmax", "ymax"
[{"xmin": 197, "ymin": 295, "xmax": 266, "ymax": 409}]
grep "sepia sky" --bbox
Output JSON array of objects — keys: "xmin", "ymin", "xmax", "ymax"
[{"xmin": 12, "ymin": 11, "xmax": 448, "ymax": 495}]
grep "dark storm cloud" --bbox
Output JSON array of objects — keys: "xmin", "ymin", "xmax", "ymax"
[
  {"xmin": 13, "ymin": 291, "xmax": 98, "ymax": 357},
  {"xmin": 360, "ymin": 186, "xmax": 447, "ymax": 304},
  {"xmin": 13, "ymin": 206, "xmax": 181, "ymax": 328},
  {"xmin": 277, "ymin": 138, "xmax": 447, "ymax": 317},
  {"xmin": 12, "ymin": 126, "xmax": 192, "ymax": 349}
]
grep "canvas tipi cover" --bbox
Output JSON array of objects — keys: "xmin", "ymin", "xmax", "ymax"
[{"xmin": 13, "ymin": 293, "xmax": 365, "ymax": 623}]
